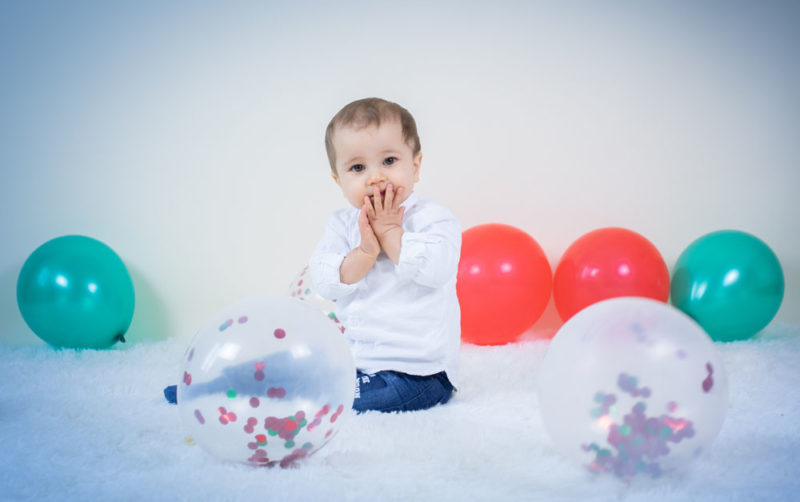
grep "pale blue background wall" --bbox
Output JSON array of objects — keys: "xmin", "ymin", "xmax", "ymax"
[{"xmin": 2, "ymin": 0, "xmax": 798, "ymax": 345}]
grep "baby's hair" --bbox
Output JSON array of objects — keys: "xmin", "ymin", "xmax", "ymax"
[{"xmin": 325, "ymin": 97, "xmax": 421, "ymax": 173}]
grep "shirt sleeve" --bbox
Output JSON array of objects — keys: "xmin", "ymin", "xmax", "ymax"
[
  {"xmin": 395, "ymin": 208, "xmax": 462, "ymax": 289},
  {"xmin": 309, "ymin": 212, "xmax": 360, "ymax": 301}
]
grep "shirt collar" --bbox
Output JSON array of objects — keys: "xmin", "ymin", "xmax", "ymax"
[{"xmin": 400, "ymin": 190, "xmax": 419, "ymax": 209}]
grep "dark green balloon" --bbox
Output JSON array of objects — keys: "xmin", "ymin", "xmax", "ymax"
[
  {"xmin": 670, "ymin": 230, "xmax": 783, "ymax": 342},
  {"xmin": 17, "ymin": 235, "xmax": 135, "ymax": 349}
]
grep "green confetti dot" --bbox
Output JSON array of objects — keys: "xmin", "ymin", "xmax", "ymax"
[
  {"xmin": 328, "ymin": 313, "xmax": 336, "ymax": 319},
  {"xmin": 226, "ymin": 389, "xmax": 237, "ymax": 399},
  {"xmin": 302, "ymin": 442, "xmax": 313, "ymax": 450},
  {"xmin": 589, "ymin": 408, "xmax": 603, "ymax": 418},
  {"xmin": 619, "ymin": 424, "xmax": 632, "ymax": 436},
  {"xmin": 660, "ymin": 426, "xmax": 673, "ymax": 439},
  {"xmin": 285, "ymin": 440, "xmax": 295, "ymax": 449},
  {"xmin": 300, "ymin": 419, "xmax": 308, "ymax": 427},
  {"xmin": 597, "ymin": 448, "xmax": 612, "ymax": 458},
  {"xmin": 268, "ymin": 429, "xmax": 278, "ymax": 436}
]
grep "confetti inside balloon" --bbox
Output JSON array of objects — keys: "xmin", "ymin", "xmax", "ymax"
[
  {"xmin": 288, "ymin": 265, "xmax": 345, "ymax": 333},
  {"xmin": 537, "ymin": 297, "xmax": 728, "ymax": 479},
  {"xmin": 178, "ymin": 296, "xmax": 355, "ymax": 467}
]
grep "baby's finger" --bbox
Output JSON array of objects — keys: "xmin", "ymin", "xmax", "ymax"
[
  {"xmin": 364, "ymin": 196, "xmax": 376, "ymax": 219},
  {"xmin": 393, "ymin": 186, "xmax": 403, "ymax": 209},
  {"xmin": 372, "ymin": 185, "xmax": 383, "ymax": 212},
  {"xmin": 384, "ymin": 183, "xmax": 395, "ymax": 209},
  {"xmin": 360, "ymin": 206, "xmax": 371, "ymax": 230}
]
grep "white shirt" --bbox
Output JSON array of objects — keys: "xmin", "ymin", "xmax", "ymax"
[{"xmin": 309, "ymin": 192, "xmax": 462, "ymax": 388}]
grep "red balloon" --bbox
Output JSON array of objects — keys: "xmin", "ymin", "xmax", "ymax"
[
  {"xmin": 553, "ymin": 227, "xmax": 669, "ymax": 321},
  {"xmin": 457, "ymin": 224, "xmax": 552, "ymax": 345}
]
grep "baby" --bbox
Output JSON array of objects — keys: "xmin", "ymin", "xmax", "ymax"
[{"xmin": 309, "ymin": 98, "xmax": 462, "ymax": 413}]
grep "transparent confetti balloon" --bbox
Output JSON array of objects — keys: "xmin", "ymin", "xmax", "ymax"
[
  {"xmin": 178, "ymin": 296, "xmax": 355, "ymax": 467},
  {"xmin": 288, "ymin": 265, "xmax": 345, "ymax": 333},
  {"xmin": 537, "ymin": 297, "xmax": 728, "ymax": 478}
]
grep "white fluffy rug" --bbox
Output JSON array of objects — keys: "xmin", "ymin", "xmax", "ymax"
[{"xmin": 1, "ymin": 323, "xmax": 798, "ymax": 501}]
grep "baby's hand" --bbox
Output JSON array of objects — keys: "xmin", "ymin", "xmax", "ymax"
[
  {"xmin": 366, "ymin": 184, "xmax": 405, "ymax": 242},
  {"xmin": 358, "ymin": 202, "xmax": 381, "ymax": 258}
]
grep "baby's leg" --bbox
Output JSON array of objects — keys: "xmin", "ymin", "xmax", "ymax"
[{"xmin": 353, "ymin": 370, "xmax": 454, "ymax": 413}]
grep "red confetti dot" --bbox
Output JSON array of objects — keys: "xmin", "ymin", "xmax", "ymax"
[
  {"xmin": 274, "ymin": 328, "xmax": 286, "ymax": 339},
  {"xmin": 267, "ymin": 387, "xmax": 286, "ymax": 398},
  {"xmin": 250, "ymin": 397, "xmax": 260, "ymax": 408},
  {"xmin": 285, "ymin": 420, "xmax": 297, "ymax": 432},
  {"xmin": 238, "ymin": 316, "xmax": 248, "ymax": 324},
  {"xmin": 255, "ymin": 434, "xmax": 267, "ymax": 444}
]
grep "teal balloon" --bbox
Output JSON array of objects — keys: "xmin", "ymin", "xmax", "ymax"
[
  {"xmin": 670, "ymin": 230, "xmax": 784, "ymax": 342},
  {"xmin": 17, "ymin": 235, "xmax": 135, "ymax": 349}
]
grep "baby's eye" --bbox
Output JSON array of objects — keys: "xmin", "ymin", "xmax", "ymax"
[
  {"xmin": 383, "ymin": 157, "xmax": 397, "ymax": 166},
  {"xmin": 349, "ymin": 164, "xmax": 365, "ymax": 173}
]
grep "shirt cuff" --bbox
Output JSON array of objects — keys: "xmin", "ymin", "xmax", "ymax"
[{"xmin": 310, "ymin": 252, "xmax": 360, "ymax": 300}]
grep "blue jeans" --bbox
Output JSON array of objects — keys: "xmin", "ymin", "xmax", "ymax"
[
  {"xmin": 164, "ymin": 370, "xmax": 455, "ymax": 412},
  {"xmin": 353, "ymin": 370, "xmax": 454, "ymax": 414}
]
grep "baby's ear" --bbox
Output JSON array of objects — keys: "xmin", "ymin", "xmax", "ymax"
[
  {"xmin": 331, "ymin": 172, "xmax": 341, "ymax": 186},
  {"xmin": 413, "ymin": 153, "xmax": 422, "ymax": 182}
]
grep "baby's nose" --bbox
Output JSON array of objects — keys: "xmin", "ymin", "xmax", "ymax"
[{"xmin": 367, "ymin": 171, "xmax": 386, "ymax": 185}]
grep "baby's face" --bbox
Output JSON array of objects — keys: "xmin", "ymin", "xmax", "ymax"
[{"xmin": 331, "ymin": 120, "xmax": 421, "ymax": 209}]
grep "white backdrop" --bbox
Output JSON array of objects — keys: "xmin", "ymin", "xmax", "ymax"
[{"xmin": 2, "ymin": 1, "xmax": 798, "ymax": 346}]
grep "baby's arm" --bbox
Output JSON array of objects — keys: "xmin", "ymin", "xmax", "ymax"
[
  {"xmin": 339, "ymin": 203, "xmax": 381, "ymax": 284},
  {"xmin": 310, "ymin": 211, "xmax": 365, "ymax": 301},
  {"xmin": 395, "ymin": 209, "xmax": 461, "ymax": 289}
]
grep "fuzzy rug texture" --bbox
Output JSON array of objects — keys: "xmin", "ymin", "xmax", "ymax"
[{"xmin": 1, "ymin": 323, "xmax": 798, "ymax": 502}]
